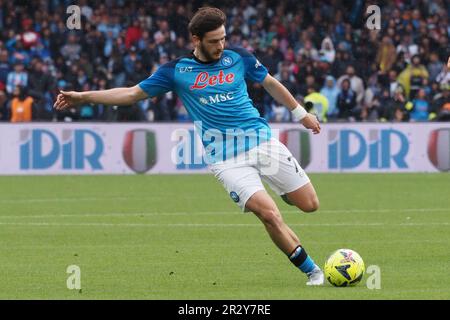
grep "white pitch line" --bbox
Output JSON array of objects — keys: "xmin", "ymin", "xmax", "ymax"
[
  {"xmin": 0, "ymin": 222, "xmax": 448, "ymax": 228},
  {"xmin": 0, "ymin": 197, "xmax": 146, "ymax": 203},
  {"xmin": 0, "ymin": 195, "xmax": 213, "ymax": 203},
  {"xmin": 0, "ymin": 208, "xmax": 448, "ymax": 220}
]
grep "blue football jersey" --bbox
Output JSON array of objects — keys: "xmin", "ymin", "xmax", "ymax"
[{"xmin": 138, "ymin": 47, "xmax": 271, "ymax": 162}]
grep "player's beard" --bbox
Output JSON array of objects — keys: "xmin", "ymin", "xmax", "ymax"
[{"xmin": 199, "ymin": 41, "xmax": 223, "ymax": 62}]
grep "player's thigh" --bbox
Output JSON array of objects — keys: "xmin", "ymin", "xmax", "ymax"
[
  {"xmin": 210, "ymin": 164, "xmax": 265, "ymax": 212},
  {"xmin": 258, "ymin": 139, "xmax": 311, "ymax": 194},
  {"xmin": 258, "ymin": 139, "xmax": 318, "ymax": 212}
]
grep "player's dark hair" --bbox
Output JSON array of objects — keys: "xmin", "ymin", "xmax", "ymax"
[{"xmin": 188, "ymin": 7, "xmax": 226, "ymax": 39}]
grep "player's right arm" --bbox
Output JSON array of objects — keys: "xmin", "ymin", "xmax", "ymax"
[
  {"xmin": 53, "ymin": 85, "xmax": 148, "ymax": 111},
  {"xmin": 54, "ymin": 60, "xmax": 175, "ymax": 111}
]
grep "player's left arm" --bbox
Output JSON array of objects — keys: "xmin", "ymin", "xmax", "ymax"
[{"xmin": 262, "ymin": 74, "xmax": 321, "ymax": 134}]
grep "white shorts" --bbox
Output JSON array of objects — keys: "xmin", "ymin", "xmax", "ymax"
[{"xmin": 209, "ymin": 138, "xmax": 310, "ymax": 211}]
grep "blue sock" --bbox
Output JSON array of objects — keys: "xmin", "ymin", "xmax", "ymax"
[{"xmin": 289, "ymin": 245, "xmax": 316, "ymax": 274}]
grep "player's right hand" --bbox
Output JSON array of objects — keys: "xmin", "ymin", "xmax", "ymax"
[
  {"xmin": 300, "ymin": 113, "xmax": 321, "ymax": 134},
  {"xmin": 53, "ymin": 91, "xmax": 84, "ymax": 111}
]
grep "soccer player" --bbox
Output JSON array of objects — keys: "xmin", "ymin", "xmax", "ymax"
[{"xmin": 54, "ymin": 7, "xmax": 324, "ymax": 285}]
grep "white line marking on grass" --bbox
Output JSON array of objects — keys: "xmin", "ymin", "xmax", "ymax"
[
  {"xmin": 0, "ymin": 222, "xmax": 448, "ymax": 228},
  {"xmin": 0, "ymin": 195, "xmax": 218, "ymax": 203},
  {"xmin": 0, "ymin": 197, "xmax": 142, "ymax": 203},
  {"xmin": 0, "ymin": 208, "xmax": 448, "ymax": 219}
]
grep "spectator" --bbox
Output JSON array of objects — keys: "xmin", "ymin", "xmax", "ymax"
[
  {"xmin": 297, "ymin": 73, "xmax": 316, "ymax": 97},
  {"xmin": 60, "ymin": 33, "xmax": 82, "ymax": 61},
  {"xmin": 396, "ymin": 34, "xmax": 418, "ymax": 64},
  {"xmin": 320, "ymin": 75, "xmax": 339, "ymax": 120},
  {"xmin": 8, "ymin": 85, "xmax": 34, "ymax": 122},
  {"xmin": 270, "ymin": 101, "xmax": 290, "ymax": 122},
  {"xmin": 125, "ymin": 20, "xmax": 142, "ymax": 50},
  {"xmin": 304, "ymin": 86, "xmax": 329, "ymax": 122},
  {"xmin": 19, "ymin": 18, "xmax": 40, "ymax": 50},
  {"xmin": 0, "ymin": 50, "xmax": 10, "ymax": 89},
  {"xmin": 365, "ymin": 89, "xmax": 389, "ymax": 122},
  {"xmin": 148, "ymin": 93, "xmax": 172, "ymax": 122},
  {"xmin": 7, "ymin": 36, "xmax": 32, "ymax": 66},
  {"xmin": 406, "ymin": 88, "xmax": 431, "ymax": 121},
  {"xmin": 123, "ymin": 46, "xmax": 141, "ymax": 76},
  {"xmin": 97, "ymin": 15, "xmax": 122, "ymax": 39},
  {"xmin": 298, "ymin": 39, "xmax": 319, "ymax": 61},
  {"xmin": 171, "ymin": 5, "xmax": 190, "ymax": 40},
  {"xmin": 137, "ymin": 30, "xmax": 152, "ymax": 52},
  {"xmin": 376, "ymin": 36, "xmax": 397, "ymax": 74},
  {"xmin": 154, "ymin": 20, "xmax": 176, "ymax": 44},
  {"xmin": 387, "ymin": 69, "xmax": 402, "ymax": 97},
  {"xmin": 319, "ymin": 36, "xmax": 336, "ymax": 64},
  {"xmin": 79, "ymin": 0, "xmax": 93, "ymax": 21},
  {"xmin": 397, "ymin": 54, "xmax": 429, "ymax": 99},
  {"xmin": 171, "ymin": 36, "xmax": 190, "ymax": 59},
  {"xmin": 27, "ymin": 58, "xmax": 54, "ymax": 120},
  {"xmin": 337, "ymin": 78, "xmax": 358, "ymax": 121},
  {"xmin": 277, "ymin": 67, "xmax": 298, "ymax": 96},
  {"xmin": 6, "ymin": 61, "xmax": 27, "ymax": 95},
  {"xmin": 108, "ymin": 50, "xmax": 126, "ymax": 87},
  {"xmin": 393, "ymin": 106, "xmax": 408, "ymax": 122},
  {"xmin": 435, "ymin": 63, "xmax": 450, "ymax": 89},
  {"xmin": 427, "ymin": 52, "xmax": 444, "ymax": 82},
  {"xmin": 432, "ymin": 86, "xmax": 450, "ymax": 121},
  {"xmin": 379, "ymin": 89, "xmax": 408, "ymax": 122},
  {"xmin": 261, "ymin": 46, "xmax": 280, "ymax": 75},
  {"xmin": 331, "ymin": 49, "xmax": 354, "ymax": 78},
  {"xmin": 337, "ymin": 65, "xmax": 365, "ymax": 109}
]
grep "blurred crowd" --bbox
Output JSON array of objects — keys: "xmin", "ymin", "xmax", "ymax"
[{"xmin": 0, "ymin": 0, "xmax": 449, "ymax": 123}]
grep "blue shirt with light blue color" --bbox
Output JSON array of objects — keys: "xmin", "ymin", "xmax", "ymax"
[
  {"xmin": 138, "ymin": 48, "xmax": 271, "ymax": 162},
  {"xmin": 410, "ymin": 98, "xmax": 429, "ymax": 122}
]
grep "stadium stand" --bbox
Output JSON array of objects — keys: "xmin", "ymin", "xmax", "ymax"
[{"xmin": 0, "ymin": 0, "xmax": 448, "ymax": 122}]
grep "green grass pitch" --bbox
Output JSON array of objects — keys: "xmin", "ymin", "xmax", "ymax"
[{"xmin": 0, "ymin": 173, "xmax": 449, "ymax": 299}]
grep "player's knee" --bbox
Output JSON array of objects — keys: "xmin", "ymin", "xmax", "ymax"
[{"xmin": 259, "ymin": 209, "xmax": 284, "ymax": 229}]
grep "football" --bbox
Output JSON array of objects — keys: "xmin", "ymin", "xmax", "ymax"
[{"xmin": 324, "ymin": 249, "xmax": 365, "ymax": 287}]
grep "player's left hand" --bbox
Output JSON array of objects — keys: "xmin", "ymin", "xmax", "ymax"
[{"xmin": 300, "ymin": 113, "xmax": 321, "ymax": 134}]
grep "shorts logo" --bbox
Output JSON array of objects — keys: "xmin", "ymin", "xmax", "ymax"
[
  {"xmin": 221, "ymin": 56, "xmax": 232, "ymax": 66},
  {"xmin": 230, "ymin": 191, "xmax": 240, "ymax": 203}
]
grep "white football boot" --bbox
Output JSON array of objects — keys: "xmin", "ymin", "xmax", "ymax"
[{"xmin": 306, "ymin": 265, "xmax": 325, "ymax": 286}]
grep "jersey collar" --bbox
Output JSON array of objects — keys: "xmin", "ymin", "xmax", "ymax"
[{"xmin": 190, "ymin": 50, "xmax": 220, "ymax": 65}]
